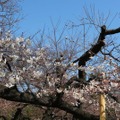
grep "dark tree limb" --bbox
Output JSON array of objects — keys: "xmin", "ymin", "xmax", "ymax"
[
  {"xmin": 105, "ymin": 27, "xmax": 120, "ymax": 35},
  {"xmin": 73, "ymin": 26, "xmax": 120, "ymax": 81},
  {"xmin": 0, "ymin": 84, "xmax": 99, "ymax": 120}
]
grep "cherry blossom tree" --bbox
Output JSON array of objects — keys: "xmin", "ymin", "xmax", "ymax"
[{"xmin": 0, "ymin": 9, "xmax": 120, "ymax": 120}]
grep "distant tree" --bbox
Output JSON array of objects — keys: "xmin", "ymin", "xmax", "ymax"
[{"xmin": 0, "ymin": 0, "xmax": 22, "ymax": 38}]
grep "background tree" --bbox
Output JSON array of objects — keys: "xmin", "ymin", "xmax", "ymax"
[{"xmin": 0, "ymin": 0, "xmax": 22, "ymax": 38}]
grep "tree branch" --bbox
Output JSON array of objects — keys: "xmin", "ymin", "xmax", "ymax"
[
  {"xmin": 73, "ymin": 25, "xmax": 120, "ymax": 80},
  {"xmin": 0, "ymin": 84, "xmax": 99, "ymax": 120},
  {"xmin": 0, "ymin": 0, "xmax": 9, "ymax": 5},
  {"xmin": 105, "ymin": 27, "xmax": 120, "ymax": 35}
]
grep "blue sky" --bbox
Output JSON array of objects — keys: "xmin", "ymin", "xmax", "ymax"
[{"xmin": 17, "ymin": 0, "xmax": 120, "ymax": 36}]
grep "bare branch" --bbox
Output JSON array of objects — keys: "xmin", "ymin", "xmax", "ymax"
[{"xmin": 0, "ymin": 0, "xmax": 9, "ymax": 5}]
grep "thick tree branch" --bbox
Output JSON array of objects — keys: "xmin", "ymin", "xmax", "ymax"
[
  {"xmin": 73, "ymin": 25, "xmax": 120, "ymax": 80},
  {"xmin": 0, "ymin": 85, "xmax": 99, "ymax": 120},
  {"xmin": 0, "ymin": 85, "xmax": 51, "ymax": 106},
  {"xmin": 105, "ymin": 27, "xmax": 120, "ymax": 35}
]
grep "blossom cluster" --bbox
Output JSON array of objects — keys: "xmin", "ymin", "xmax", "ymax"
[{"xmin": 0, "ymin": 36, "xmax": 75, "ymax": 90}]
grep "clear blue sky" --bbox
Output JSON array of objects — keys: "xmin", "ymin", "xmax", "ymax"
[{"xmin": 17, "ymin": 0, "xmax": 120, "ymax": 36}]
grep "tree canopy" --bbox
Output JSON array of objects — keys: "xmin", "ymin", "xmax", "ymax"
[{"xmin": 0, "ymin": 2, "xmax": 120, "ymax": 120}]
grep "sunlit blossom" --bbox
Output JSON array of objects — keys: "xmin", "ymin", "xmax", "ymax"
[
  {"xmin": 16, "ymin": 37, "xmax": 24, "ymax": 43},
  {"xmin": 33, "ymin": 70, "xmax": 44, "ymax": 79},
  {"xmin": 8, "ymin": 76, "xmax": 16, "ymax": 84},
  {"xmin": 26, "ymin": 39, "xmax": 31, "ymax": 45},
  {"xmin": 10, "ymin": 55, "xmax": 19, "ymax": 62},
  {"xmin": 70, "ymin": 62, "xmax": 77, "ymax": 67}
]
